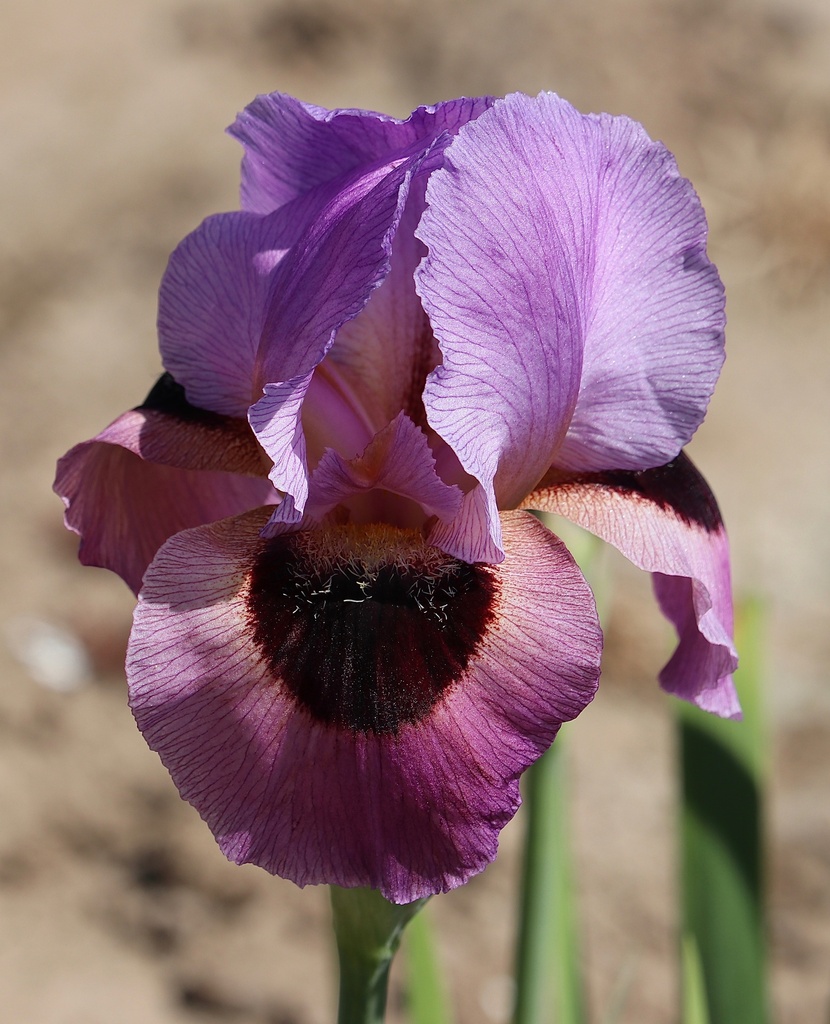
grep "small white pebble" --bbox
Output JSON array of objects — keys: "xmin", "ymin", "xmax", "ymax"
[{"xmin": 5, "ymin": 616, "xmax": 92, "ymax": 692}]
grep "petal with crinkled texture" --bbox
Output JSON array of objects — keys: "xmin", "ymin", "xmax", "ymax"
[
  {"xmin": 271, "ymin": 412, "xmax": 462, "ymax": 532},
  {"xmin": 127, "ymin": 508, "xmax": 600, "ymax": 902},
  {"xmin": 54, "ymin": 377, "xmax": 274, "ymax": 594},
  {"xmin": 418, "ymin": 91, "xmax": 725, "ymax": 554},
  {"xmin": 524, "ymin": 452, "xmax": 739, "ymax": 717},
  {"xmin": 228, "ymin": 92, "xmax": 493, "ymax": 214},
  {"xmin": 427, "ymin": 485, "xmax": 505, "ymax": 564},
  {"xmin": 248, "ymin": 152, "xmax": 429, "ymax": 515},
  {"xmin": 158, "ymin": 137, "xmax": 446, "ymax": 428},
  {"xmin": 549, "ymin": 109, "xmax": 725, "ymax": 474}
]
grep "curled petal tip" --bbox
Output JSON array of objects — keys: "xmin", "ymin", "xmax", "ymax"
[{"xmin": 525, "ymin": 452, "xmax": 738, "ymax": 717}]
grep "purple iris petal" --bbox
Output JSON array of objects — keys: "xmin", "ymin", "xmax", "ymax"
[
  {"xmin": 418, "ymin": 91, "xmax": 726, "ymax": 555},
  {"xmin": 229, "ymin": 92, "xmax": 494, "ymax": 214},
  {"xmin": 160, "ymin": 94, "xmax": 491, "ymax": 423},
  {"xmin": 326, "ymin": 179, "xmax": 437, "ymax": 434},
  {"xmin": 158, "ymin": 209, "xmax": 292, "ymax": 418},
  {"xmin": 428, "ymin": 485, "xmax": 505, "ymax": 564},
  {"xmin": 248, "ymin": 151, "xmax": 435, "ymax": 517},
  {"xmin": 128, "ymin": 508, "xmax": 600, "ymax": 902},
  {"xmin": 163, "ymin": 96, "xmax": 496, "ymax": 522},
  {"xmin": 525, "ymin": 453, "xmax": 739, "ymax": 716},
  {"xmin": 54, "ymin": 383, "xmax": 275, "ymax": 593}
]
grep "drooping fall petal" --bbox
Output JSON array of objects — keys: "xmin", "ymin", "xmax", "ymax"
[
  {"xmin": 54, "ymin": 375, "xmax": 274, "ymax": 594},
  {"xmin": 127, "ymin": 508, "xmax": 601, "ymax": 902},
  {"xmin": 525, "ymin": 452, "xmax": 739, "ymax": 716}
]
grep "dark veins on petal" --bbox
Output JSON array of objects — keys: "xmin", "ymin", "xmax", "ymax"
[
  {"xmin": 246, "ymin": 526, "xmax": 498, "ymax": 734},
  {"xmin": 542, "ymin": 452, "xmax": 723, "ymax": 533}
]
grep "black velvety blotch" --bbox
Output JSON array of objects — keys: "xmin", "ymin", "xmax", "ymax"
[
  {"xmin": 138, "ymin": 372, "xmax": 227, "ymax": 427},
  {"xmin": 246, "ymin": 530, "xmax": 498, "ymax": 734},
  {"xmin": 540, "ymin": 451, "xmax": 723, "ymax": 533}
]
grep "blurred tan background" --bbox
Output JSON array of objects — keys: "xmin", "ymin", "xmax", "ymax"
[{"xmin": 2, "ymin": 0, "xmax": 829, "ymax": 1020}]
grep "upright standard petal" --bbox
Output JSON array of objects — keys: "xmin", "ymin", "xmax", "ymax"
[
  {"xmin": 158, "ymin": 209, "xmax": 295, "ymax": 418},
  {"xmin": 323, "ymin": 179, "xmax": 438, "ymax": 434},
  {"xmin": 228, "ymin": 92, "xmax": 493, "ymax": 214},
  {"xmin": 549, "ymin": 109, "xmax": 725, "ymax": 474},
  {"xmin": 128, "ymin": 508, "xmax": 600, "ymax": 903},
  {"xmin": 158, "ymin": 174, "xmax": 390, "ymax": 420},
  {"xmin": 525, "ymin": 452, "xmax": 739, "ymax": 717},
  {"xmin": 160, "ymin": 95, "xmax": 490, "ymax": 424},
  {"xmin": 418, "ymin": 91, "xmax": 725, "ymax": 551},
  {"xmin": 54, "ymin": 375, "xmax": 274, "ymax": 594},
  {"xmin": 418, "ymin": 92, "xmax": 587, "ymax": 549},
  {"xmin": 248, "ymin": 150, "xmax": 431, "ymax": 517}
]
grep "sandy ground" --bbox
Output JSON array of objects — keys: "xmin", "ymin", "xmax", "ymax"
[{"xmin": 2, "ymin": 0, "xmax": 829, "ymax": 1020}]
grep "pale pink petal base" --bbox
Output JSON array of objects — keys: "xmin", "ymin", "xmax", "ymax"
[
  {"xmin": 248, "ymin": 152, "xmax": 429, "ymax": 516},
  {"xmin": 128, "ymin": 508, "xmax": 601, "ymax": 902},
  {"xmin": 525, "ymin": 454, "xmax": 739, "ymax": 717},
  {"xmin": 328, "ymin": 180, "xmax": 438, "ymax": 431}
]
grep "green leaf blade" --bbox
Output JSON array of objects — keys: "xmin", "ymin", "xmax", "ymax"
[{"xmin": 677, "ymin": 598, "xmax": 769, "ymax": 1024}]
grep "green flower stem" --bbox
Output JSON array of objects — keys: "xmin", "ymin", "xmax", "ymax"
[
  {"xmin": 513, "ymin": 736, "xmax": 585, "ymax": 1024},
  {"xmin": 330, "ymin": 886, "xmax": 427, "ymax": 1024},
  {"xmin": 513, "ymin": 519, "xmax": 602, "ymax": 1024}
]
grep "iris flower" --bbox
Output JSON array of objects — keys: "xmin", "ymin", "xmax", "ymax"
[{"xmin": 55, "ymin": 91, "xmax": 737, "ymax": 904}]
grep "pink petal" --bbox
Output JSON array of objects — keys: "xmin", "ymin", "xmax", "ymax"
[
  {"xmin": 325, "ymin": 179, "xmax": 438, "ymax": 434},
  {"xmin": 128, "ymin": 508, "xmax": 600, "ymax": 902},
  {"xmin": 54, "ymin": 378, "xmax": 274, "ymax": 593},
  {"xmin": 301, "ymin": 358, "xmax": 379, "ymax": 468},
  {"xmin": 525, "ymin": 452, "xmax": 739, "ymax": 717}
]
